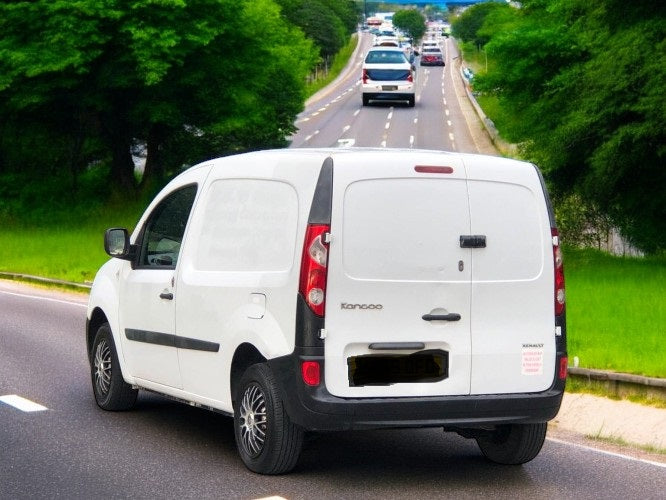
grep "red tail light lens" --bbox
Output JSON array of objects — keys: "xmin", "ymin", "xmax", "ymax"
[
  {"xmin": 407, "ymin": 71, "xmax": 413, "ymax": 83},
  {"xmin": 299, "ymin": 224, "xmax": 330, "ymax": 316},
  {"xmin": 559, "ymin": 356, "xmax": 568, "ymax": 380},
  {"xmin": 552, "ymin": 228, "xmax": 565, "ymax": 316},
  {"xmin": 301, "ymin": 361, "xmax": 321, "ymax": 386},
  {"xmin": 362, "ymin": 69, "xmax": 368, "ymax": 84}
]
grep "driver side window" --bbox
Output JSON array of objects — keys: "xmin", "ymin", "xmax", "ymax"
[{"xmin": 138, "ymin": 184, "xmax": 197, "ymax": 269}]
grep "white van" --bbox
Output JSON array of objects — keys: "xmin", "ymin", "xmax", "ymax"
[{"xmin": 87, "ymin": 148, "xmax": 567, "ymax": 474}]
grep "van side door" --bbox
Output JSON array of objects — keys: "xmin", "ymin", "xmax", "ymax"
[{"xmin": 118, "ymin": 184, "xmax": 197, "ymax": 389}]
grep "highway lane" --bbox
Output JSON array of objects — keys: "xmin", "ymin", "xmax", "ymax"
[
  {"xmin": 2, "ymin": 281, "xmax": 665, "ymax": 499},
  {"xmin": 290, "ymin": 33, "xmax": 494, "ymax": 155}
]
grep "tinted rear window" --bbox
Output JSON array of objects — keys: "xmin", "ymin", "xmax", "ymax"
[
  {"xmin": 365, "ymin": 69, "xmax": 411, "ymax": 81},
  {"xmin": 365, "ymin": 51, "xmax": 407, "ymax": 64}
]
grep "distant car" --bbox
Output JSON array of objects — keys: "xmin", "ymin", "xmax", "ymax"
[
  {"xmin": 420, "ymin": 48, "xmax": 445, "ymax": 66},
  {"xmin": 374, "ymin": 36, "xmax": 401, "ymax": 48},
  {"xmin": 362, "ymin": 47, "xmax": 415, "ymax": 107}
]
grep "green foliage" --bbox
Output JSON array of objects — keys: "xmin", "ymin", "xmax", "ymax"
[
  {"xmin": 0, "ymin": 0, "xmax": 318, "ymax": 195},
  {"xmin": 458, "ymin": 0, "xmax": 666, "ymax": 253},
  {"xmin": 451, "ymin": 1, "xmax": 507, "ymax": 46},
  {"xmin": 392, "ymin": 9, "xmax": 426, "ymax": 42},
  {"xmin": 275, "ymin": 0, "xmax": 359, "ymax": 58}
]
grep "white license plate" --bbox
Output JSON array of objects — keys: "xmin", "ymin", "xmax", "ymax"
[{"xmin": 382, "ymin": 85, "xmax": 398, "ymax": 91}]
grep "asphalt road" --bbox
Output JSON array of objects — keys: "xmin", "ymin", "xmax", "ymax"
[
  {"xmin": 289, "ymin": 33, "xmax": 493, "ymax": 155},
  {"xmin": 2, "ymin": 279, "xmax": 665, "ymax": 499}
]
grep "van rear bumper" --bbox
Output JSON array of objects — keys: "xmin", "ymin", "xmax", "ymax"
[{"xmin": 267, "ymin": 351, "xmax": 566, "ymax": 432}]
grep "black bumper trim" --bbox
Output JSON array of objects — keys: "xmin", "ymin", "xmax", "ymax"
[{"xmin": 267, "ymin": 348, "xmax": 566, "ymax": 432}]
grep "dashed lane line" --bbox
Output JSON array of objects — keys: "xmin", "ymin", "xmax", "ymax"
[{"xmin": 0, "ymin": 395, "xmax": 48, "ymax": 412}]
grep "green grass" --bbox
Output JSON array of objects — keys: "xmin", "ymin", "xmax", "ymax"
[
  {"xmin": 305, "ymin": 34, "xmax": 358, "ymax": 97},
  {"xmin": 564, "ymin": 246, "xmax": 666, "ymax": 378},
  {"xmin": 0, "ymin": 204, "xmax": 143, "ymax": 284}
]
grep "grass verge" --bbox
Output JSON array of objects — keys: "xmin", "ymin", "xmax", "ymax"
[{"xmin": 564, "ymin": 246, "xmax": 666, "ymax": 378}]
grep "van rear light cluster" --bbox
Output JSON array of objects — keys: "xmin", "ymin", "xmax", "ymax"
[
  {"xmin": 362, "ymin": 69, "xmax": 368, "ymax": 84},
  {"xmin": 407, "ymin": 71, "xmax": 413, "ymax": 83},
  {"xmin": 552, "ymin": 228, "xmax": 565, "ymax": 316},
  {"xmin": 299, "ymin": 224, "xmax": 330, "ymax": 316}
]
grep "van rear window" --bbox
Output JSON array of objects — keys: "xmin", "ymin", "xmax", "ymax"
[{"xmin": 365, "ymin": 69, "xmax": 411, "ymax": 81}]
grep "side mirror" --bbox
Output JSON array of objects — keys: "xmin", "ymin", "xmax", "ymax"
[{"xmin": 104, "ymin": 228, "xmax": 134, "ymax": 260}]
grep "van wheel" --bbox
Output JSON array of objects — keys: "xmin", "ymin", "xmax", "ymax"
[
  {"xmin": 234, "ymin": 364, "xmax": 304, "ymax": 474},
  {"xmin": 91, "ymin": 323, "xmax": 138, "ymax": 411},
  {"xmin": 475, "ymin": 423, "xmax": 547, "ymax": 465},
  {"xmin": 362, "ymin": 94, "xmax": 370, "ymax": 106},
  {"xmin": 408, "ymin": 96, "xmax": 415, "ymax": 107}
]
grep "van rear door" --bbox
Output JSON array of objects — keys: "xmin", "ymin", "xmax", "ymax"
[{"xmin": 324, "ymin": 152, "xmax": 472, "ymax": 398}]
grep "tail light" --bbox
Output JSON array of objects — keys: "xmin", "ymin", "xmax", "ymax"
[
  {"xmin": 299, "ymin": 224, "xmax": 330, "ymax": 316},
  {"xmin": 558, "ymin": 356, "xmax": 568, "ymax": 380},
  {"xmin": 362, "ymin": 69, "xmax": 368, "ymax": 84},
  {"xmin": 407, "ymin": 71, "xmax": 413, "ymax": 83},
  {"xmin": 301, "ymin": 361, "xmax": 321, "ymax": 386},
  {"xmin": 552, "ymin": 228, "xmax": 565, "ymax": 316}
]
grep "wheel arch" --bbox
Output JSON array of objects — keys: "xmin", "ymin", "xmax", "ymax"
[
  {"xmin": 87, "ymin": 307, "xmax": 108, "ymax": 362},
  {"xmin": 230, "ymin": 343, "xmax": 267, "ymax": 404}
]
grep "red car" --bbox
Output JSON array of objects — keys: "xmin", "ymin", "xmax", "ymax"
[{"xmin": 420, "ymin": 48, "xmax": 445, "ymax": 66}]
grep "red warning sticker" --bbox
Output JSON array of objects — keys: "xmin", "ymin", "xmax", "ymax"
[{"xmin": 521, "ymin": 344, "xmax": 544, "ymax": 375}]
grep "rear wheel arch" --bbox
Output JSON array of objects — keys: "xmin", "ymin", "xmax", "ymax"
[{"xmin": 230, "ymin": 343, "xmax": 267, "ymax": 404}]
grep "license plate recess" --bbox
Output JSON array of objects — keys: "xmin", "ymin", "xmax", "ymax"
[
  {"xmin": 382, "ymin": 85, "xmax": 398, "ymax": 91},
  {"xmin": 347, "ymin": 350, "xmax": 448, "ymax": 387}
]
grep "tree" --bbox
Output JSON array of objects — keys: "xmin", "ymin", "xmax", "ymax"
[
  {"xmin": 392, "ymin": 9, "xmax": 426, "ymax": 43},
  {"xmin": 470, "ymin": 0, "xmax": 666, "ymax": 252},
  {"xmin": 0, "ymin": 0, "xmax": 318, "ymax": 197},
  {"xmin": 275, "ymin": 0, "xmax": 359, "ymax": 59}
]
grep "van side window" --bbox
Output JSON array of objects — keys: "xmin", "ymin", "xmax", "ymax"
[{"xmin": 138, "ymin": 184, "xmax": 197, "ymax": 269}]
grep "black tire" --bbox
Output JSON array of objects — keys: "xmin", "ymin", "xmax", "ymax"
[
  {"xmin": 408, "ymin": 96, "xmax": 415, "ymax": 107},
  {"xmin": 234, "ymin": 364, "xmax": 304, "ymax": 474},
  {"xmin": 91, "ymin": 323, "xmax": 138, "ymax": 411},
  {"xmin": 362, "ymin": 94, "xmax": 370, "ymax": 106},
  {"xmin": 476, "ymin": 423, "xmax": 547, "ymax": 465}
]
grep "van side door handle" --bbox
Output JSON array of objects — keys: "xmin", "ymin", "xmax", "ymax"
[
  {"xmin": 422, "ymin": 313, "xmax": 461, "ymax": 322},
  {"xmin": 159, "ymin": 292, "xmax": 174, "ymax": 300}
]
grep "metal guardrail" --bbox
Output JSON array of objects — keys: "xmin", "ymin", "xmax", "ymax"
[
  {"xmin": 568, "ymin": 367, "xmax": 666, "ymax": 402},
  {"xmin": 0, "ymin": 272, "xmax": 92, "ymax": 290}
]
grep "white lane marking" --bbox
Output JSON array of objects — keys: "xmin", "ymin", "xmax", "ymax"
[
  {"xmin": 311, "ymin": 112, "xmax": 320, "ymax": 117},
  {"xmin": 387, "ymin": 111, "xmax": 393, "ymax": 120},
  {"xmin": 304, "ymin": 130, "xmax": 320, "ymax": 142},
  {"xmin": 0, "ymin": 395, "xmax": 48, "ymax": 412},
  {"xmin": 380, "ymin": 140, "xmax": 387, "ymax": 148},
  {"xmin": 447, "ymin": 120, "xmax": 452, "ymax": 127},
  {"xmin": 410, "ymin": 135, "xmax": 415, "ymax": 147},
  {"xmin": 445, "ymin": 109, "xmax": 450, "ymax": 116},
  {"xmin": 318, "ymin": 106, "xmax": 327, "ymax": 112},
  {"xmin": 449, "ymin": 133, "xmax": 455, "ymax": 141},
  {"xmin": 414, "ymin": 118, "xmax": 418, "ymax": 124},
  {"xmin": 353, "ymin": 109, "xmax": 361, "ymax": 117},
  {"xmin": 0, "ymin": 290, "xmax": 87, "ymax": 308},
  {"xmin": 547, "ymin": 437, "xmax": 666, "ymax": 469},
  {"xmin": 343, "ymin": 125, "xmax": 350, "ymax": 133},
  {"xmin": 338, "ymin": 139, "xmax": 356, "ymax": 147},
  {"xmin": 385, "ymin": 122, "xmax": 390, "ymax": 130}
]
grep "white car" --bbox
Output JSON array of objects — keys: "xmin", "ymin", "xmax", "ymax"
[
  {"xmin": 361, "ymin": 46, "xmax": 415, "ymax": 107},
  {"xmin": 87, "ymin": 148, "xmax": 568, "ymax": 474}
]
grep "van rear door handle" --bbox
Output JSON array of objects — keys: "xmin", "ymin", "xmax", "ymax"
[
  {"xmin": 460, "ymin": 235, "xmax": 486, "ymax": 248},
  {"xmin": 159, "ymin": 292, "xmax": 174, "ymax": 300},
  {"xmin": 422, "ymin": 313, "xmax": 461, "ymax": 322}
]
